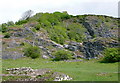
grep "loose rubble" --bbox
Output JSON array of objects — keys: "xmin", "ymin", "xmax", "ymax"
[
  {"xmin": 54, "ymin": 74, "xmax": 72, "ymax": 81},
  {"xmin": 4, "ymin": 67, "xmax": 73, "ymax": 81}
]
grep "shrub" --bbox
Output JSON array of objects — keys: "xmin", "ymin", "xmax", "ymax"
[
  {"xmin": 67, "ymin": 23, "xmax": 86, "ymax": 42},
  {"xmin": 24, "ymin": 46, "xmax": 41, "ymax": 59},
  {"xmin": 2, "ymin": 23, "xmax": 8, "ymax": 33},
  {"xmin": 31, "ymin": 28, "xmax": 37, "ymax": 32},
  {"xmin": 48, "ymin": 25, "xmax": 68, "ymax": 44},
  {"xmin": 4, "ymin": 33, "xmax": 11, "ymax": 38},
  {"xmin": 20, "ymin": 42, "xmax": 25, "ymax": 46},
  {"xmin": 53, "ymin": 11, "xmax": 71, "ymax": 20},
  {"xmin": 52, "ymin": 50, "xmax": 73, "ymax": 61},
  {"xmin": 50, "ymin": 33, "xmax": 60, "ymax": 44},
  {"xmin": 15, "ymin": 20, "xmax": 28, "ymax": 25},
  {"xmin": 102, "ymin": 48, "xmax": 120, "ymax": 63},
  {"xmin": 35, "ymin": 24, "xmax": 41, "ymax": 30}
]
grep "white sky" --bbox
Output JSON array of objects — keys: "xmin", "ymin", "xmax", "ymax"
[{"xmin": 0, "ymin": 0, "xmax": 119, "ymax": 24}]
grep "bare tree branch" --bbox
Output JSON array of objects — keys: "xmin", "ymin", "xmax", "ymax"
[{"xmin": 21, "ymin": 10, "xmax": 33, "ymax": 20}]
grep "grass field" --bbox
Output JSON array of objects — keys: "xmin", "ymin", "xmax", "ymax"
[{"xmin": 2, "ymin": 58, "xmax": 119, "ymax": 81}]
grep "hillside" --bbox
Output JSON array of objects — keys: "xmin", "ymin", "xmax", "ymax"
[
  {"xmin": 1, "ymin": 11, "xmax": 119, "ymax": 60},
  {"xmin": 1, "ymin": 11, "xmax": 119, "ymax": 81}
]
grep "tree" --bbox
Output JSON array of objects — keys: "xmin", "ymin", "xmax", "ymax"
[
  {"xmin": 7, "ymin": 21, "xmax": 14, "ymax": 26},
  {"xmin": 21, "ymin": 10, "xmax": 33, "ymax": 20}
]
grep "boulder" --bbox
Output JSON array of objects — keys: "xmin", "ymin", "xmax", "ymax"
[
  {"xmin": 42, "ymin": 55, "xmax": 49, "ymax": 59},
  {"xmin": 64, "ymin": 45, "xmax": 77, "ymax": 51},
  {"xmin": 53, "ymin": 73, "xmax": 72, "ymax": 81}
]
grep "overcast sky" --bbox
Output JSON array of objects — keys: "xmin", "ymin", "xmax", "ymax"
[{"xmin": 0, "ymin": 0, "xmax": 119, "ymax": 24}]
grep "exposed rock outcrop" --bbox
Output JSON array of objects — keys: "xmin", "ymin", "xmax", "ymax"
[
  {"xmin": 2, "ymin": 15, "xmax": 118, "ymax": 59},
  {"xmin": 4, "ymin": 67, "xmax": 72, "ymax": 81}
]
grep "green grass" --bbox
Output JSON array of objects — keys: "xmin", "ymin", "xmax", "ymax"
[{"xmin": 2, "ymin": 58, "xmax": 118, "ymax": 81}]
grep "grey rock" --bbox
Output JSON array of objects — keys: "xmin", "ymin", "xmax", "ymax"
[
  {"xmin": 42, "ymin": 55, "xmax": 49, "ymax": 59},
  {"xmin": 54, "ymin": 74, "xmax": 72, "ymax": 81},
  {"xmin": 2, "ymin": 51, "xmax": 24, "ymax": 59}
]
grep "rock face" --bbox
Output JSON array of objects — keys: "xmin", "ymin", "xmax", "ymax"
[
  {"xmin": 82, "ymin": 41, "xmax": 105, "ymax": 58},
  {"xmin": 62, "ymin": 16, "xmax": 118, "ymax": 59},
  {"xmin": 2, "ymin": 38, "xmax": 24, "ymax": 59},
  {"xmin": 63, "ymin": 38, "xmax": 118, "ymax": 59},
  {"xmin": 2, "ymin": 26, "xmax": 64, "ymax": 59},
  {"xmin": 2, "ymin": 51, "xmax": 24, "ymax": 59},
  {"xmin": 83, "ymin": 22, "xmax": 95, "ymax": 38}
]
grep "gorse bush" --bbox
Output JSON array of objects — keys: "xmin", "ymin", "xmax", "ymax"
[
  {"xmin": 24, "ymin": 46, "xmax": 41, "ymax": 59},
  {"xmin": 102, "ymin": 48, "xmax": 119, "ymax": 63},
  {"xmin": 52, "ymin": 50, "xmax": 73, "ymax": 61}
]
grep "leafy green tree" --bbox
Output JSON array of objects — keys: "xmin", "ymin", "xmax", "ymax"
[{"xmin": 7, "ymin": 21, "xmax": 14, "ymax": 26}]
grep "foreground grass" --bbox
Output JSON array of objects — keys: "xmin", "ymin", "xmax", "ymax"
[{"xmin": 2, "ymin": 58, "xmax": 118, "ymax": 81}]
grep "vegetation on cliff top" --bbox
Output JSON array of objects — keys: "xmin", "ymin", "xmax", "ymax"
[{"xmin": 1, "ymin": 11, "xmax": 118, "ymax": 44}]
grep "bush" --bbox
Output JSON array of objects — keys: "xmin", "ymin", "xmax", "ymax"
[
  {"xmin": 4, "ymin": 33, "xmax": 11, "ymax": 38},
  {"xmin": 53, "ymin": 11, "xmax": 71, "ymax": 21},
  {"xmin": 102, "ymin": 48, "xmax": 120, "ymax": 63},
  {"xmin": 31, "ymin": 28, "xmax": 37, "ymax": 32},
  {"xmin": 67, "ymin": 23, "xmax": 86, "ymax": 42},
  {"xmin": 48, "ymin": 25, "xmax": 68, "ymax": 44},
  {"xmin": 24, "ymin": 46, "xmax": 41, "ymax": 59},
  {"xmin": 35, "ymin": 24, "xmax": 41, "ymax": 30},
  {"xmin": 2, "ymin": 23, "xmax": 8, "ymax": 33},
  {"xmin": 52, "ymin": 50, "xmax": 73, "ymax": 61},
  {"xmin": 15, "ymin": 20, "xmax": 28, "ymax": 25}
]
